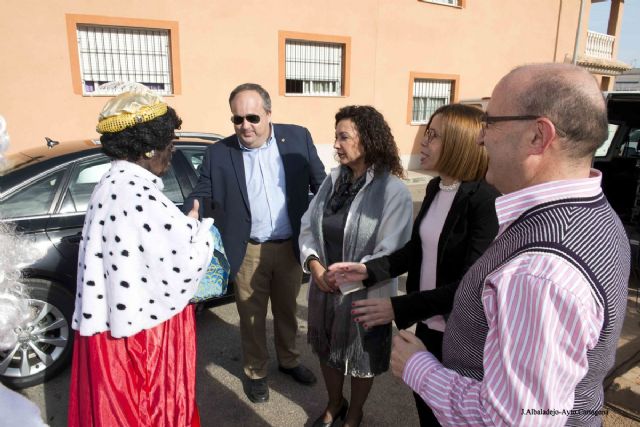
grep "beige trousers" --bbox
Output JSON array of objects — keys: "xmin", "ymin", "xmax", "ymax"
[{"xmin": 234, "ymin": 240, "xmax": 302, "ymax": 379}]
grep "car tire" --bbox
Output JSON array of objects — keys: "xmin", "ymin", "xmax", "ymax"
[{"xmin": 0, "ymin": 278, "xmax": 75, "ymax": 389}]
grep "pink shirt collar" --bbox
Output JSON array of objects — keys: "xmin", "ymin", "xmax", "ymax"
[{"xmin": 495, "ymin": 169, "xmax": 603, "ymax": 233}]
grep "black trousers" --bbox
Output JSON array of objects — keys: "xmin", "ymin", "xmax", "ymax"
[{"xmin": 413, "ymin": 322, "xmax": 444, "ymax": 427}]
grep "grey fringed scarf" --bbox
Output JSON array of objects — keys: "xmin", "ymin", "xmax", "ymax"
[{"xmin": 307, "ymin": 167, "xmax": 389, "ymax": 374}]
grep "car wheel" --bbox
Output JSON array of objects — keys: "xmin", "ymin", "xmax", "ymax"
[{"xmin": 0, "ymin": 278, "xmax": 75, "ymax": 389}]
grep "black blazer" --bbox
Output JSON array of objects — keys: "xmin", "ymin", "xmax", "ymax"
[
  {"xmin": 184, "ymin": 124, "xmax": 326, "ymax": 277},
  {"xmin": 365, "ymin": 178, "xmax": 500, "ymax": 330}
]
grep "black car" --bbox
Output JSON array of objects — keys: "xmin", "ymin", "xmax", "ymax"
[
  {"xmin": 0, "ymin": 132, "xmax": 231, "ymax": 389},
  {"xmin": 594, "ymin": 92, "xmax": 640, "ymax": 227}
]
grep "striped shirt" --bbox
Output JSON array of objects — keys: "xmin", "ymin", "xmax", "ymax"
[{"xmin": 403, "ymin": 170, "xmax": 629, "ymax": 426}]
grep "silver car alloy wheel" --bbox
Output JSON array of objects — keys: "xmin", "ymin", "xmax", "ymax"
[{"xmin": 0, "ymin": 298, "xmax": 70, "ymax": 379}]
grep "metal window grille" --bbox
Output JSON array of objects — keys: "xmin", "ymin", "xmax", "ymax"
[
  {"xmin": 412, "ymin": 79, "xmax": 453, "ymax": 123},
  {"xmin": 285, "ymin": 39, "xmax": 343, "ymax": 96},
  {"xmin": 424, "ymin": 0, "xmax": 460, "ymax": 6},
  {"xmin": 77, "ymin": 24, "xmax": 172, "ymax": 95}
]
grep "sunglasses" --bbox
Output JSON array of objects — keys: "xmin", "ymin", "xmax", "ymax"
[{"xmin": 231, "ymin": 114, "xmax": 261, "ymax": 125}]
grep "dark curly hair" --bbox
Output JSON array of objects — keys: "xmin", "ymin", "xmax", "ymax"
[
  {"xmin": 100, "ymin": 107, "xmax": 182, "ymax": 161},
  {"xmin": 335, "ymin": 105, "xmax": 404, "ymax": 178}
]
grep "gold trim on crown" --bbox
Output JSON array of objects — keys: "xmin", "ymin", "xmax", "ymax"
[{"xmin": 96, "ymin": 102, "xmax": 168, "ymax": 134}]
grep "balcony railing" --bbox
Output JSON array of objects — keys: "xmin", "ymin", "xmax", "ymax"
[{"xmin": 585, "ymin": 30, "xmax": 615, "ymax": 60}]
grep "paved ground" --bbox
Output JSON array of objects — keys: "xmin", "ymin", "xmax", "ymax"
[
  {"xmin": 21, "ymin": 280, "xmax": 420, "ymax": 426},
  {"xmin": 17, "ymin": 175, "xmax": 640, "ymax": 426},
  {"xmin": 18, "ymin": 285, "xmax": 640, "ymax": 427},
  {"xmin": 604, "ymin": 291, "xmax": 640, "ymax": 425}
]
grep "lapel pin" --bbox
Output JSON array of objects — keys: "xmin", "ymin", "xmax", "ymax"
[{"xmin": 281, "ymin": 138, "xmax": 286, "ymax": 143}]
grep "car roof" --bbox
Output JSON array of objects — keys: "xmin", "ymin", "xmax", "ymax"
[
  {"xmin": 2, "ymin": 133, "xmax": 223, "ymax": 170},
  {"xmin": 1, "ymin": 139, "xmax": 102, "ymax": 178},
  {"xmin": 0, "ymin": 133, "xmax": 222, "ymax": 191}
]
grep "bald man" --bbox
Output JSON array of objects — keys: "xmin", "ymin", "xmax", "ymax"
[{"xmin": 392, "ymin": 64, "xmax": 629, "ymax": 426}]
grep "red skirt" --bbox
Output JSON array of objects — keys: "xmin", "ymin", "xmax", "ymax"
[{"xmin": 68, "ymin": 305, "xmax": 200, "ymax": 427}]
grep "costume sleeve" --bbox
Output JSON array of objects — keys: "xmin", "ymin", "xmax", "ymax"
[
  {"xmin": 74, "ymin": 171, "xmax": 214, "ymax": 338},
  {"xmin": 402, "ymin": 254, "xmax": 602, "ymax": 426}
]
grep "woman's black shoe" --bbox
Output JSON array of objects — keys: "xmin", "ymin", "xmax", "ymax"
[{"xmin": 312, "ymin": 398, "xmax": 348, "ymax": 427}]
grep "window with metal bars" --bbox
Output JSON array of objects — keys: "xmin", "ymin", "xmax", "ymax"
[
  {"xmin": 285, "ymin": 39, "xmax": 344, "ymax": 96},
  {"xmin": 76, "ymin": 24, "xmax": 173, "ymax": 95},
  {"xmin": 412, "ymin": 79, "xmax": 454, "ymax": 124}
]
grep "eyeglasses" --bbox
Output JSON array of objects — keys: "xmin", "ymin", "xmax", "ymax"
[
  {"xmin": 480, "ymin": 113, "xmax": 566, "ymax": 137},
  {"xmin": 423, "ymin": 128, "xmax": 440, "ymax": 144},
  {"xmin": 480, "ymin": 114, "xmax": 541, "ymax": 130},
  {"xmin": 231, "ymin": 114, "xmax": 261, "ymax": 125}
]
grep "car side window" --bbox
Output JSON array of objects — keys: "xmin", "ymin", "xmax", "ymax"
[
  {"xmin": 595, "ymin": 124, "xmax": 619, "ymax": 157},
  {"xmin": 59, "ymin": 158, "xmax": 111, "ymax": 214},
  {"xmin": 162, "ymin": 166, "xmax": 184, "ymax": 204},
  {"xmin": 59, "ymin": 157, "xmax": 184, "ymax": 215},
  {"xmin": 618, "ymin": 128, "xmax": 640, "ymax": 158},
  {"xmin": 0, "ymin": 171, "xmax": 64, "ymax": 218},
  {"xmin": 180, "ymin": 148, "xmax": 206, "ymax": 176}
]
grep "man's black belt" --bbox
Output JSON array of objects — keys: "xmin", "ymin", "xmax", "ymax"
[{"xmin": 249, "ymin": 238, "xmax": 291, "ymax": 245}]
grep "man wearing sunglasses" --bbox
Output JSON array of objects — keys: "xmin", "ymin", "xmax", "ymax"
[
  {"xmin": 392, "ymin": 63, "xmax": 629, "ymax": 426},
  {"xmin": 185, "ymin": 83, "xmax": 326, "ymax": 403}
]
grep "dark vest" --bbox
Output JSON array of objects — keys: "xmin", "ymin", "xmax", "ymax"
[{"xmin": 443, "ymin": 193, "xmax": 629, "ymax": 426}]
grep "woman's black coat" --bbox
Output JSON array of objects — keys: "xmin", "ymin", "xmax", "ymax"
[{"xmin": 364, "ymin": 177, "xmax": 500, "ymax": 330}]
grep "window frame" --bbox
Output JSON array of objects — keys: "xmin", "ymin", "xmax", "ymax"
[
  {"xmin": 0, "ymin": 169, "xmax": 66, "ymax": 219},
  {"xmin": 66, "ymin": 14, "xmax": 182, "ymax": 96},
  {"xmin": 407, "ymin": 72, "xmax": 459, "ymax": 125},
  {"xmin": 278, "ymin": 31, "xmax": 351, "ymax": 97},
  {"xmin": 418, "ymin": 0, "xmax": 465, "ymax": 8}
]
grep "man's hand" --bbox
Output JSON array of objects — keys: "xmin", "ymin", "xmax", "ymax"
[
  {"xmin": 327, "ymin": 262, "xmax": 368, "ymax": 283},
  {"xmin": 187, "ymin": 199, "xmax": 200, "ymax": 220},
  {"xmin": 309, "ymin": 259, "xmax": 337, "ymax": 293},
  {"xmin": 351, "ymin": 298, "xmax": 394, "ymax": 328},
  {"xmin": 391, "ymin": 329, "xmax": 427, "ymax": 378}
]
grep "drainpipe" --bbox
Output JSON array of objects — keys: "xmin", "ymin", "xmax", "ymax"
[{"xmin": 572, "ymin": 0, "xmax": 586, "ymax": 64}]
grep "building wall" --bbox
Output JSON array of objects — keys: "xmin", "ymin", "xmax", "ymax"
[
  {"xmin": 615, "ymin": 68, "xmax": 640, "ymax": 91},
  {"xmin": 0, "ymin": 0, "xmax": 586, "ymax": 170}
]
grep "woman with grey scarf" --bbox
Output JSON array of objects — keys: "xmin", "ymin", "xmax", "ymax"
[{"xmin": 299, "ymin": 106, "xmax": 412, "ymax": 427}]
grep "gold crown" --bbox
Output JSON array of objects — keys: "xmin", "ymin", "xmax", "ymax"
[
  {"xmin": 96, "ymin": 102, "xmax": 168, "ymax": 134},
  {"xmin": 96, "ymin": 84, "xmax": 168, "ymax": 134}
]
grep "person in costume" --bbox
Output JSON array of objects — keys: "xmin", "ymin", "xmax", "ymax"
[
  {"xmin": 68, "ymin": 85, "xmax": 214, "ymax": 427},
  {"xmin": 0, "ymin": 115, "xmax": 48, "ymax": 427},
  {"xmin": 299, "ymin": 105, "xmax": 413, "ymax": 427}
]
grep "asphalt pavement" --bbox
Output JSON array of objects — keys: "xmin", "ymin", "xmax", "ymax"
[{"xmin": 20, "ymin": 278, "xmax": 419, "ymax": 426}]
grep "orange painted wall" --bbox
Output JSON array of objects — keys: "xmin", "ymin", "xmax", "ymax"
[{"xmin": 0, "ymin": 0, "xmax": 587, "ymax": 169}]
